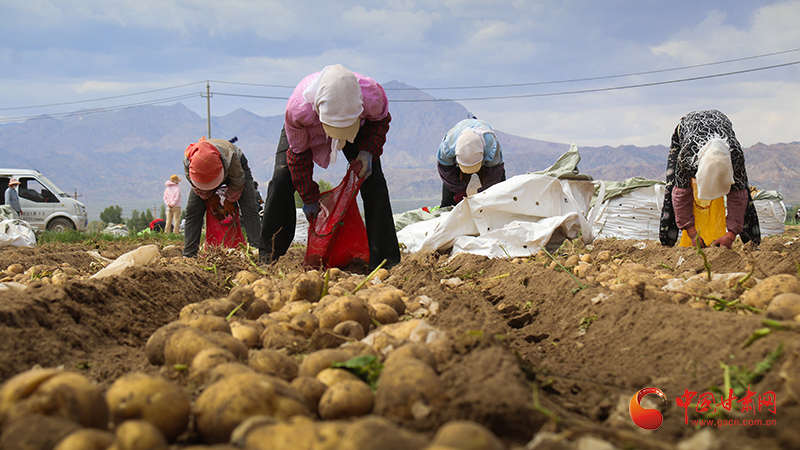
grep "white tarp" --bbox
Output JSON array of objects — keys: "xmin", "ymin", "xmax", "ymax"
[
  {"xmin": 397, "ymin": 173, "xmax": 599, "ymax": 258},
  {"xmin": 754, "ymin": 199, "xmax": 786, "ymax": 236},
  {"xmin": 592, "ymin": 184, "xmax": 665, "ymax": 241},
  {"xmin": 0, "ymin": 219, "xmax": 37, "ymax": 247}
]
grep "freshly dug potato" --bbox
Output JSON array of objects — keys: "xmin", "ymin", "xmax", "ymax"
[
  {"xmin": 55, "ymin": 428, "xmax": 115, "ymax": 450},
  {"xmin": 367, "ymin": 288, "xmax": 406, "ymax": 316},
  {"xmin": 1, "ymin": 414, "xmax": 82, "ymax": 450},
  {"xmin": 106, "ymin": 372, "xmax": 191, "ymax": 442},
  {"xmin": 741, "ymin": 274, "xmax": 800, "ymax": 309},
  {"xmin": 337, "ymin": 415, "xmax": 429, "ymax": 450},
  {"xmin": 234, "ymin": 271, "xmax": 259, "ymax": 286},
  {"xmin": 244, "ymin": 415, "xmax": 347, "ymax": 450},
  {"xmin": 282, "ymin": 300, "xmax": 314, "ymax": 318},
  {"xmin": 109, "ymin": 419, "xmax": 168, "ymax": 450},
  {"xmin": 290, "ymin": 376, "xmax": 328, "ymax": 414},
  {"xmin": 145, "ymin": 322, "xmax": 190, "ymax": 365},
  {"xmin": 191, "ymin": 348, "xmax": 238, "ymax": 384},
  {"xmin": 180, "ymin": 298, "xmax": 238, "ymax": 319},
  {"xmin": 333, "ymin": 320, "xmax": 366, "ymax": 340},
  {"xmin": 290, "ymin": 273, "xmax": 325, "ymax": 302},
  {"xmin": 317, "ymin": 296, "xmax": 373, "ymax": 332},
  {"xmin": 316, "ymin": 368, "xmax": 361, "ymax": 387},
  {"xmin": 180, "ymin": 314, "xmax": 232, "ymax": 334},
  {"xmin": 163, "ymin": 327, "xmax": 227, "ymax": 366},
  {"xmin": 194, "ymin": 373, "xmax": 311, "ymax": 444},
  {"xmin": 318, "ymin": 379, "xmax": 374, "ymax": 420},
  {"xmin": 311, "ymin": 328, "xmax": 350, "ymax": 349},
  {"xmin": 765, "ymin": 293, "xmax": 800, "ymax": 320},
  {"xmin": 428, "ymin": 420, "xmax": 504, "ymax": 450},
  {"xmin": 205, "ymin": 363, "xmax": 256, "ymax": 384},
  {"xmin": 269, "ymin": 311, "xmax": 292, "ymax": 322},
  {"xmin": 245, "ymin": 299, "xmax": 271, "ymax": 320},
  {"xmin": 248, "ymin": 349, "xmax": 299, "ymax": 381},
  {"xmin": 230, "ymin": 322, "xmax": 260, "ymax": 348},
  {"xmin": 371, "ymin": 303, "xmax": 399, "ymax": 325},
  {"xmin": 291, "ymin": 312, "xmax": 319, "ymax": 338},
  {"xmin": 297, "ymin": 349, "xmax": 353, "ymax": 378},
  {"xmin": 0, "ymin": 370, "xmax": 108, "ymax": 428},
  {"xmin": 385, "ymin": 343, "xmax": 437, "ymax": 372},
  {"xmin": 260, "ymin": 323, "xmax": 307, "ymax": 350},
  {"xmin": 374, "ymin": 358, "xmax": 448, "ymax": 421}
]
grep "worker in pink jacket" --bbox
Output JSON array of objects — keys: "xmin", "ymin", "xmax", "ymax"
[{"xmin": 163, "ymin": 174, "xmax": 182, "ymax": 233}]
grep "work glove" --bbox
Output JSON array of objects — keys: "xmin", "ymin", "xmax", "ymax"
[
  {"xmin": 207, "ymin": 195, "xmax": 227, "ymax": 219},
  {"xmin": 223, "ymin": 199, "xmax": 238, "ymax": 215},
  {"xmin": 711, "ymin": 231, "xmax": 736, "ymax": 249},
  {"xmin": 685, "ymin": 226, "xmax": 706, "ymax": 249},
  {"xmin": 354, "ymin": 151, "xmax": 373, "ymax": 179},
  {"xmin": 454, "ymin": 191, "xmax": 466, "ymax": 203},
  {"xmin": 303, "ymin": 202, "xmax": 320, "ymax": 222}
]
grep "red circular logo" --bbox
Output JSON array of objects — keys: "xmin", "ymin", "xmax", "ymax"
[{"xmin": 629, "ymin": 387, "xmax": 667, "ymax": 430}]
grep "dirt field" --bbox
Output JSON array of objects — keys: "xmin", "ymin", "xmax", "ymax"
[{"xmin": 1, "ymin": 228, "xmax": 799, "ymax": 449}]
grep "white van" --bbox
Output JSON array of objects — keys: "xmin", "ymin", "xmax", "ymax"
[{"xmin": 1, "ymin": 169, "xmax": 88, "ymax": 232}]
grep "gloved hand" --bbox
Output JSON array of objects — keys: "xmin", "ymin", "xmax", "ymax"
[
  {"xmin": 685, "ymin": 226, "xmax": 706, "ymax": 248},
  {"xmin": 303, "ymin": 202, "xmax": 320, "ymax": 222},
  {"xmin": 712, "ymin": 231, "xmax": 736, "ymax": 249},
  {"xmin": 223, "ymin": 199, "xmax": 238, "ymax": 215},
  {"xmin": 454, "ymin": 191, "xmax": 466, "ymax": 203},
  {"xmin": 355, "ymin": 150, "xmax": 373, "ymax": 179},
  {"xmin": 207, "ymin": 194, "xmax": 226, "ymax": 218}
]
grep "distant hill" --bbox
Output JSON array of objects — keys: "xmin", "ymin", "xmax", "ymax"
[{"xmin": 1, "ymin": 81, "xmax": 798, "ymax": 221}]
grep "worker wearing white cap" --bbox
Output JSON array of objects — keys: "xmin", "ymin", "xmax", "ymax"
[
  {"xmin": 260, "ymin": 64, "xmax": 400, "ymax": 271},
  {"xmin": 659, "ymin": 110, "xmax": 760, "ymax": 248},
  {"xmin": 437, "ymin": 118, "xmax": 506, "ymax": 207}
]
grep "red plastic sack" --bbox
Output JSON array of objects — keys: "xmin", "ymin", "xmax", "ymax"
[
  {"xmin": 304, "ymin": 162, "xmax": 369, "ymax": 269},
  {"xmin": 204, "ymin": 204, "xmax": 246, "ymax": 249}
]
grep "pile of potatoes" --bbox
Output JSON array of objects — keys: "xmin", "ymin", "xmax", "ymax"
[{"xmin": 0, "ymin": 268, "xmax": 504, "ymax": 449}]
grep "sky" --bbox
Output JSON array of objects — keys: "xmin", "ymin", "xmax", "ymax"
[{"xmin": 1, "ymin": 0, "xmax": 799, "ymax": 148}]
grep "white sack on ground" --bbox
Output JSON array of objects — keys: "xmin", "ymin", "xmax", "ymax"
[
  {"xmin": 0, "ymin": 219, "xmax": 36, "ymax": 247},
  {"xmin": 592, "ymin": 184, "xmax": 665, "ymax": 241},
  {"xmin": 752, "ymin": 190, "xmax": 786, "ymax": 237},
  {"xmin": 452, "ymin": 214, "xmax": 581, "ymax": 258},
  {"xmin": 398, "ymin": 173, "xmax": 597, "ymax": 258}
]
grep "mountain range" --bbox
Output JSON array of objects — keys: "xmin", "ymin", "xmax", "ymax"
[{"xmin": 1, "ymin": 81, "xmax": 798, "ymax": 221}]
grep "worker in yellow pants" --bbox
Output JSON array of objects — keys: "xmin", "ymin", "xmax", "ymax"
[{"xmin": 678, "ymin": 179, "xmax": 726, "ymax": 247}]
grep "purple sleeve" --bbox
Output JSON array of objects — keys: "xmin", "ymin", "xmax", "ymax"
[
  {"xmin": 671, "ymin": 186, "xmax": 695, "ymax": 230},
  {"xmin": 478, "ymin": 163, "xmax": 505, "ymax": 192},
  {"xmin": 725, "ymin": 188, "xmax": 749, "ymax": 235},
  {"xmin": 438, "ymin": 162, "xmax": 467, "ymax": 194}
]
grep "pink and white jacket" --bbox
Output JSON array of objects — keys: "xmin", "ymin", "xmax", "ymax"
[{"xmin": 163, "ymin": 180, "xmax": 181, "ymax": 208}]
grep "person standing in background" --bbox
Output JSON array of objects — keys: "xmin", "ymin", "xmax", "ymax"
[
  {"xmin": 163, "ymin": 174, "xmax": 182, "ymax": 233},
  {"xmin": 4, "ymin": 178, "xmax": 22, "ymax": 217}
]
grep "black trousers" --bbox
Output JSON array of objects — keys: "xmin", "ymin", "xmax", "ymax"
[{"xmin": 260, "ymin": 128, "xmax": 401, "ymax": 270}]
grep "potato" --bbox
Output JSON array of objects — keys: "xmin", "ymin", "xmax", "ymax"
[
  {"xmin": 269, "ymin": 311, "xmax": 292, "ymax": 322},
  {"xmin": 291, "ymin": 312, "xmax": 319, "ymax": 338},
  {"xmin": 245, "ymin": 299, "xmax": 271, "ymax": 320},
  {"xmin": 366, "ymin": 288, "xmax": 406, "ymax": 316},
  {"xmin": 109, "ymin": 419, "xmax": 168, "ymax": 450},
  {"xmin": 385, "ymin": 343, "xmax": 437, "ymax": 372},
  {"xmin": 428, "ymin": 420, "xmax": 504, "ymax": 450},
  {"xmin": 290, "ymin": 273, "xmax": 325, "ymax": 302},
  {"xmin": 206, "ymin": 362, "xmax": 256, "ymax": 384},
  {"xmin": 374, "ymin": 358, "xmax": 448, "ymax": 421},
  {"xmin": 765, "ymin": 293, "xmax": 800, "ymax": 320},
  {"xmin": 180, "ymin": 314, "xmax": 232, "ymax": 334},
  {"xmin": 317, "ymin": 296, "xmax": 372, "ymax": 331},
  {"xmin": 316, "ymin": 368, "xmax": 362, "ymax": 387},
  {"xmin": 194, "ymin": 373, "xmax": 311, "ymax": 444},
  {"xmin": 337, "ymin": 415, "xmax": 429, "ymax": 450},
  {"xmin": 180, "ymin": 298, "xmax": 238, "ymax": 318},
  {"xmin": 290, "ymin": 377, "xmax": 328, "ymax": 414},
  {"xmin": 333, "ymin": 320, "xmax": 366, "ymax": 340},
  {"xmin": 318, "ymin": 379, "xmax": 374, "ymax": 420},
  {"xmin": 234, "ymin": 271, "xmax": 259, "ymax": 286},
  {"xmin": 230, "ymin": 322, "xmax": 260, "ymax": 348},
  {"xmin": 0, "ymin": 370, "xmax": 108, "ymax": 428},
  {"xmin": 371, "ymin": 303, "xmax": 399, "ymax": 325},
  {"xmin": 144, "ymin": 322, "xmax": 189, "ymax": 365},
  {"xmin": 54, "ymin": 428, "xmax": 115, "ymax": 450},
  {"xmin": 741, "ymin": 274, "xmax": 800, "ymax": 309},
  {"xmin": 106, "ymin": 372, "xmax": 190, "ymax": 442},
  {"xmin": 297, "ymin": 349, "xmax": 353, "ymax": 378},
  {"xmin": 1, "ymin": 414, "xmax": 82, "ymax": 450},
  {"xmin": 260, "ymin": 323, "xmax": 307, "ymax": 350},
  {"xmin": 189, "ymin": 347, "xmax": 238, "ymax": 384},
  {"xmin": 310, "ymin": 328, "xmax": 350, "ymax": 349},
  {"xmin": 164, "ymin": 327, "xmax": 248, "ymax": 366},
  {"xmin": 243, "ymin": 415, "xmax": 347, "ymax": 450},
  {"xmin": 248, "ymin": 349, "xmax": 299, "ymax": 381}
]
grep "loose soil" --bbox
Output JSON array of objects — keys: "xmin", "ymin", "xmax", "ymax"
[{"xmin": 2, "ymin": 230, "xmax": 800, "ymax": 449}]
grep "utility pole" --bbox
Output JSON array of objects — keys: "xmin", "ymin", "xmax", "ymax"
[{"xmin": 202, "ymin": 81, "xmax": 212, "ymax": 138}]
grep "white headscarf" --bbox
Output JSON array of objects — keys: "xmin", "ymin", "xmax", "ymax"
[{"xmin": 695, "ymin": 137, "xmax": 735, "ymax": 200}]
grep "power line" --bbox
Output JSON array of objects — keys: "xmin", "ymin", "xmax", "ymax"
[
  {"xmin": 390, "ymin": 59, "xmax": 800, "ymax": 102},
  {"xmin": 0, "ymin": 81, "xmax": 206, "ymax": 112}
]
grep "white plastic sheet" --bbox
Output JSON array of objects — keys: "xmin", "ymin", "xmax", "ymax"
[
  {"xmin": 0, "ymin": 219, "xmax": 36, "ymax": 247},
  {"xmin": 592, "ymin": 185, "xmax": 665, "ymax": 241},
  {"xmin": 397, "ymin": 173, "xmax": 597, "ymax": 258}
]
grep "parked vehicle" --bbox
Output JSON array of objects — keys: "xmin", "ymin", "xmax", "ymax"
[{"xmin": 1, "ymin": 169, "xmax": 88, "ymax": 232}]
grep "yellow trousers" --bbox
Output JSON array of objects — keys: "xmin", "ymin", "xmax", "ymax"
[{"xmin": 679, "ymin": 179, "xmax": 726, "ymax": 247}]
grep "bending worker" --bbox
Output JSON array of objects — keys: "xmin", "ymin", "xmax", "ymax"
[
  {"xmin": 437, "ymin": 118, "xmax": 505, "ymax": 207},
  {"xmin": 183, "ymin": 137, "xmax": 261, "ymax": 257},
  {"xmin": 260, "ymin": 64, "xmax": 400, "ymax": 271},
  {"xmin": 659, "ymin": 110, "xmax": 760, "ymax": 248}
]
